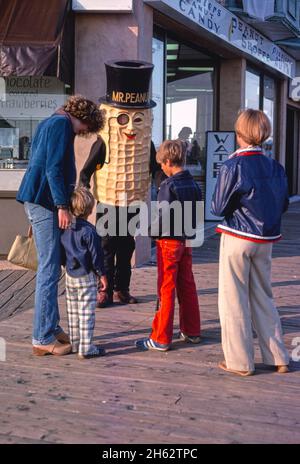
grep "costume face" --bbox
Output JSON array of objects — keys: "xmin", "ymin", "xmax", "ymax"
[
  {"xmin": 113, "ymin": 110, "xmax": 147, "ymax": 143},
  {"xmin": 100, "ymin": 104, "xmax": 152, "ymax": 146}
]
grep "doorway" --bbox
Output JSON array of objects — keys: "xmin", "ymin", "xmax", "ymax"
[{"xmin": 286, "ymin": 107, "xmax": 299, "ymax": 196}]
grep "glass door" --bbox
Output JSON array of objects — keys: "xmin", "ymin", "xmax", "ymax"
[
  {"xmin": 166, "ymin": 38, "xmax": 215, "ymax": 198},
  {"xmin": 152, "ymin": 35, "xmax": 165, "ymax": 148},
  {"xmin": 245, "ymin": 68, "xmax": 277, "ymax": 158},
  {"xmin": 286, "ymin": 108, "xmax": 299, "ymax": 196}
]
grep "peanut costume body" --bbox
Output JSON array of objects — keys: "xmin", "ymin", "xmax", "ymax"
[{"xmin": 94, "ymin": 104, "xmax": 152, "ymax": 206}]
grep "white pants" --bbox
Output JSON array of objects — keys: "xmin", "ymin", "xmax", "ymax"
[{"xmin": 218, "ymin": 234, "xmax": 290, "ymax": 371}]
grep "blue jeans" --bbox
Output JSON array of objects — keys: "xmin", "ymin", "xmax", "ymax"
[{"xmin": 24, "ymin": 202, "xmax": 63, "ymax": 345}]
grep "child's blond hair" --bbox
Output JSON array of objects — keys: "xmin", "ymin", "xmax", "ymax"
[
  {"xmin": 70, "ymin": 186, "xmax": 95, "ymax": 218},
  {"xmin": 235, "ymin": 109, "xmax": 271, "ymax": 146},
  {"xmin": 156, "ymin": 139, "xmax": 186, "ymax": 166}
]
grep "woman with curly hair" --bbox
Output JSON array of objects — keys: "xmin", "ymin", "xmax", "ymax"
[{"xmin": 17, "ymin": 95, "xmax": 105, "ymax": 356}]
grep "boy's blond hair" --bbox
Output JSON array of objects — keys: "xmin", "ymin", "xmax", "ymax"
[
  {"xmin": 70, "ymin": 187, "xmax": 95, "ymax": 218},
  {"xmin": 156, "ymin": 139, "xmax": 186, "ymax": 166},
  {"xmin": 235, "ymin": 109, "xmax": 271, "ymax": 146}
]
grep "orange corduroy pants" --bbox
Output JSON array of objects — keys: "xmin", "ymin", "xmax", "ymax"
[{"xmin": 151, "ymin": 239, "xmax": 201, "ymax": 345}]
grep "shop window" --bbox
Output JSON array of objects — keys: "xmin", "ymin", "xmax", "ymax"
[
  {"xmin": 0, "ymin": 76, "xmax": 69, "ymax": 169},
  {"xmin": 165, "ymin": 38, "xmax": 215, "ymax": 197},
  {"xmin": 245, "ymin": 68, "xmax": 277, "ymax": 158},
  {"xmin": 263, "ymin": 75, "xmax": 276, "ymax": 156},
  {"xmin": 152, "ymin": 30, "xmax": 216, "ymax": 207},
  {"xmin": 286, "ymin": 108, "xmax": 299, "ymax": 195},
  {"xmin": 245, "ymin": 70, "xmax": 260, "ymax": 109},
  {"xmin": 152, "ymin": 36, "xmax": 165, "ymax": 148}
]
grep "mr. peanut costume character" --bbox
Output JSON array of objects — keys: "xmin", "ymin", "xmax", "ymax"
[{"xmin": 80, "ymin": 60, "xmax": 158, "ymax": 307}]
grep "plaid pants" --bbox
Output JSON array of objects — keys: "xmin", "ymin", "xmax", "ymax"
[{"xmin": 65, "ymin": 272, "xmax": 98, "ymax": 356}]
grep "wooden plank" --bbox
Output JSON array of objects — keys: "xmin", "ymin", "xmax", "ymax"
[
  {"xmin": 0, "ymin": 271, "xmax": 27, "ymax": 294},
  {"xmin": 0, "ymin": 271, "xmax": 66, "ymax": 319},
  {"xmin": 0, "ymin": 275, "xmax": 36, "ymax": 320},
  {"xmin": 0, "ymin": 270, "xmax": 15, "ymax": 284},
  {"xmin": 0, "ymin": 271, "xmax": 35, "ymax": 309}
]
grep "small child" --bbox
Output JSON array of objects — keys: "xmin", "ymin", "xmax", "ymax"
[
  {"xmin": 61, "ymin": 186, "xmax": 108, "ymax": 359},
  {"xmin": 211, "ymin": 109, "xmax": 290, "ymax": 376},
  {"xmin": 136, "ymin": 139, "xmax": 202, "ymax": 351}
]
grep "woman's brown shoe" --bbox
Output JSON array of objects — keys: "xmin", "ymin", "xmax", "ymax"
[
  {"xmin": 55, "ymin": 330, "xmax": 71, "ymax": 344},
  {"xmin": 218, "ymin": 360, "xmax": 254, "ymax": 377},
  {"xmin": 32, "ymin": 340, "xmax": 71, "ymax": 356}
]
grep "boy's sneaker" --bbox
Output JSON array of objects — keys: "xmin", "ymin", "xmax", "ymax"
[
  {"xmin": 135, "ymin": 338, "xmax": 170, "ymax": 352},
  {"xmin": 177, "ymin": 331, "xmax": 202, "ymax": 344},
  {"xmin": 78, "ymin": 346, "xmax": 106, "ymax": 360}
]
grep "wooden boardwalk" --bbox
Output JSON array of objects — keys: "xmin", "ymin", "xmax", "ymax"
[
  {"xmin": 0, "ymin": 271, "xmax": 65, "ymax": 322},
  {"xmin": 0, "ymin": 202, "xmax": 299, "ymax": 444}
]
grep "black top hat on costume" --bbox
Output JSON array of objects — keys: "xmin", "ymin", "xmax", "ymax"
[{"xmin": 99, "ymin": 60, "xmax": 156, "ymax": 109}]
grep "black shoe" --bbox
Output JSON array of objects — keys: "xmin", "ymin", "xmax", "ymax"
[
  {"xmin": 177, "ymin": 331, "xmax": 202, "ymax": 344},
  {"xmin": 114, "ymin": 290, "xmax": 138, "ymax": 304}
]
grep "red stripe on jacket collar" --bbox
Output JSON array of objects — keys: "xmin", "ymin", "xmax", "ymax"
[{"xmin": 235, "ymin": 151, "xmax": 264, "ymax": 157}]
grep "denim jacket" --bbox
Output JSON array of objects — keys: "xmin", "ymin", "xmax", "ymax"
[{"xmin": 16, "ymin": 113, "xmax": 76, "ymax": 210}]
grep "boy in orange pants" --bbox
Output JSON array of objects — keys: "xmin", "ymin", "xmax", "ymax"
[{"xmin": 136, "ymin": 140, "xmax": 202, "ymax": 351}]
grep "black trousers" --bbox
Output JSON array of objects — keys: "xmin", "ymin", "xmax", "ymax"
[
  {"xmin": 96, "ymin": 206, "xmax": 137, "ymax": 296},
  {"xmin": 101, "ymin": 235, "xmax": 135, "ymax": 296}
]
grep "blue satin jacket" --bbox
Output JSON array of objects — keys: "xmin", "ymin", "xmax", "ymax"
[
  {"xmin": 211, "ymin": 149, "xmax": 289, "ymax": 242},
  {"xmin": 16, "ymin": 113, "xmax": 76, "ymax": 210}
]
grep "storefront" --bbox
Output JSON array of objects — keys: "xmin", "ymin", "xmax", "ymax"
[
  {"xmin": 0, "ymin": 0, "xmax": 299, "ymax": 260},
  {"xmin": 0, "ymin": 76, "xmax": 69, "ymax": 169},
  {"xmin": 143, "ymin": 0, "xmax": 297, "ymax": 219},
  {"xmin": 0, "ymin": 0, "xmax": 73, "ymax": 254}
]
